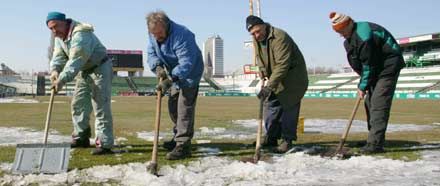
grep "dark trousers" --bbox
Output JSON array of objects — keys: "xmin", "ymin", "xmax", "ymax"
[
  {"xmin": 364, "ymin": 73, "xmax": 400, "ymax": 147},
  {"xmin": 168, "ymin": 86, "xmax": 199, "ymax": 145},
  {"xmin": 264, "ymin": 93, "xmax": 301, "ymax": 142}
]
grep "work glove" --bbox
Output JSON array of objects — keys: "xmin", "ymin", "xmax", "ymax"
[
  {"xmin": 155, "ymin": 66, "xmax": 168, "ymax": 80},
  {"xmin": 156, "ymin": 78, "xmax": 172, "ymax": 94},
  {"xmin": 257, "ymin": 86, "xmax": 272, "ymax": 100},
  {"xmin": 50, "ymin": 71, "xmax": 59, "ymax": 83},
  {"xmin": 51, "ymin": 79, "xmax": 65, "ymax": 94}
]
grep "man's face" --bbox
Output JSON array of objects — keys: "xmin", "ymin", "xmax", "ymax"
[
  {"xmin": 249, "ymin": 24, "xmax": 267, "ymax": 42},
  {"xmin": 47, "ymin": 20, "xmax": 69, "ymax": 40},
  {"xmin": 336, "ymin": 21, "xmax": 354, "ymax": 39},
  {"xmin": 150, "ymin": 23, "xmax": 168, "ymax": 43}
]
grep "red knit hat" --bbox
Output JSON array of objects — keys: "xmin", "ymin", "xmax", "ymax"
[{"xmin": 329, "ymin": 12, "xmax": 352, "ymax": 32}]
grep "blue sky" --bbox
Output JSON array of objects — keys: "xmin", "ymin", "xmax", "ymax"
[{"xmin": 1, "ymin": 0, "xmax": 440, "ymax": 75}]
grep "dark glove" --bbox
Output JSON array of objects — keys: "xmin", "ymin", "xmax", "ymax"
[
  {"xmin": 155, "ymin": 66, "xmax": 168, "ymax": 80},
  {"xmin": 156, "ymin": 78, "xmax": 172, "ymax": 94},
  {"xmin": 257, "ymin": 86, "xmax": 272, "ymax": 100}
]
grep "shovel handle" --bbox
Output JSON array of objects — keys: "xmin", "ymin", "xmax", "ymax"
[
  {"xmin": 254, "ymin": 79, "xmax": 265, "ymax": 161},
  {"xmin": 336, "ymin": 96, "xmax": 362, "ymax": 152},
  {"xmin": 151, "ymin": 78, "xmax": 163, "ymax": 165},
  {"xmin": 43, "ymin": 88, "xmax": 56, "ymax": 144}
]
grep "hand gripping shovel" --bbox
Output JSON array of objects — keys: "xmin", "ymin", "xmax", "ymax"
[
  {"xmin": 146, "ymin": 78, "xmax": 163, "ymax": 176},
  {"xmin": 322, "ymin": 96, "xmax": 362, "ymax": 159},
  {"xmin": 241, "ymin": 79, "xmax": 267, "ymax": 163},
  {"xmin": 12, "ymin": 88, "xmax": 71, "ymax": 174}
]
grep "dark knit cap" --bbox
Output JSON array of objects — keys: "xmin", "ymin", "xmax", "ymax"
[{"xmin": 246, "ymin": 15, "xmax": 264, "ymax": 31}]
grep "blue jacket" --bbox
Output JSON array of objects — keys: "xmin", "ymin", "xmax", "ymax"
[{"xmin": 147, "ymin": 21, "xmax": 204, "ymax": 88}]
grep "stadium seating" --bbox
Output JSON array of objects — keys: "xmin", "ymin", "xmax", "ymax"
[{"xmin": 306, "ymin": 66, "xmax": 440, "ymax": 95}]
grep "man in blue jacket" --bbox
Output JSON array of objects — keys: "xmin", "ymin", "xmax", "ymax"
[
  {"xmin": 329, "ymin": 12, "xmax": 405, "ymax": 154},
  {"xmin": 146, "ymin": 11, "xmax": 204, "ymax": 160},
  {"xmin": 46, "ymin": 12, "xmax": 114, "ymax": 155}
]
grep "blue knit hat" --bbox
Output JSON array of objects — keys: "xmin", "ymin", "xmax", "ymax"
[{"xmin": 46, "ymin": 12, "xmax": 66, "ymax": 25}]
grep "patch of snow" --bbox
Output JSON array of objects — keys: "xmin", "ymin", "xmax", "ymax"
[
  {"xmin": 115, "ymin": 137, "xmax": 128, "ymax": 145},
  {"xmin": 0, "ymin": 127, "xmax": 71, "ymax": 146},
  {"xmin": 0, "ymin": 97, "xmax": 39, "ymax": 104},
  {"xmin": 232, "ymin": 119, "xmax": 435, "ymax": 134},
  {"xmin": 196, "ymin": 147, "xmax": 221, "ymax": 156},
  {"xmin": 136, "ymin": 131, "xmax": 173, "ymax": 142},
  {"xmin": 196, "ymin": 140, "xmax": 211, "ymax": 144},
  {"xmin": 2, "ymin": 150, "xmax": 440, "ymax": 185}
]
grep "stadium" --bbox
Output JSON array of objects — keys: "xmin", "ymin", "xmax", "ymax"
[{"xmin": 2, "ymin": 32, "xmax": 440, "ymax": 99}]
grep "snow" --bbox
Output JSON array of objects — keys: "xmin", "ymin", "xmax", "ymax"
[
  {"xmin": 0, "ymin": 97, "xmax": 38, "ymax": 104},
  {"xmin": 1, "ymin": 120, "xmax": 439, "ymax": 185},
  {"xmin": 136, "ymin": 119, "xmax": 436, "ymax": 143},
  {"xmin": 2, "ymin": 147, "xmax": 440, "ymax": 185},
  {"xmin": 233, "ymin": 119, "xmax": 436, "ymax": 134},
  {"xmin": 0, "ymin": 127, "xmax": 71, "ymax": 146}
]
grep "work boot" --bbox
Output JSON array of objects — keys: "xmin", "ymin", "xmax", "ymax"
[
  {"xmin": 359, "ymin": 143, "xmax": 385, "ymax": 154},
  {"xmin": 91, "ymin": 147, "xmax": 113, "ymax": 155},
  {"xmin": 166, "ymin": 143, "xmax": 191, "ymax": 160},
  {"xmin": 71, "ymin": 137, "xmax": 90, "ymax": 148},
  {"xmin": 163, "ymin": 139, "xmax": 176, "ymax": 151},
  {"xmin": 272, "ymin": 139, "xmax": 292, "ymax": 153}
]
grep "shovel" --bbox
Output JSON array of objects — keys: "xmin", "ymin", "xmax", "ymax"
[
  {"xmin": 146, "ymin": 78, "xmax": 163, "ymax": 176},
  {"xmin": 321, "ymin": 96, "xmax": 362, "ymax": 158},
  {"xmin": 12, "ymin": 88, "xmax": 70, "ymax": 174},
  {"xmin": 241, "ymin": 79, "xmax": 268, "ymax": 163}
]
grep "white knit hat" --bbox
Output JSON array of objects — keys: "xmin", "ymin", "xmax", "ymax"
[{"xmin": 329, "ymin": 12, "xmax": 352, "ymax": 31}]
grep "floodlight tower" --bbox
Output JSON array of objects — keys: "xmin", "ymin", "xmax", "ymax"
[{"xmin": 249, "ymin": 0, "xmax": 261, "ymax": 66}]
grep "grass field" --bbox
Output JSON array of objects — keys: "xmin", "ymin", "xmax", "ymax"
[{"xmin": 0, "ymin": 96, "xmax": 439, "ymax": 171}]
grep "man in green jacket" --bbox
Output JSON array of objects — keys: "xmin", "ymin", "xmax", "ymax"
[
  {"xmin": 246, "ymin": 15, "xmax": 308, "ymax": 153},
  {"xmin": 46, "ymin": 12, "xmax": 114, "ymax": 155},
  {"xmin": 329, "ymin": 12, "xmax": 405, "ymax": 154}
]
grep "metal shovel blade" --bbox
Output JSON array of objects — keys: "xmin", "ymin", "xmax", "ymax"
[{"xmin": 12, "ymin": 143, "xmax": 70, "ymax": 174}]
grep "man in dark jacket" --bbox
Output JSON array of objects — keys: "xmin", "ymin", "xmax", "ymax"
[
  {"xmin": 329, "ymin": 12, "xmax": 405, "ymax": 154},
  {"xmin": 246, "ymin": 15, "xmax": 308, "ymax": 153},
  {"xmin": 146, "ymin": 11, "xmax": 204, "ymax": 160}
]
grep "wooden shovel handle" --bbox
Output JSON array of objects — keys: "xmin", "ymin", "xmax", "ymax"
[
  {"xmin": 336, "ymin": 96, "xmax": 362, "ymax": 152},
  {"xmin": 151, "ymin": 78, "xmax": 163, "ymax": 164},
  {"xmin": 43, "ymin": 88, "xmax": 56, "ymax": 144}
]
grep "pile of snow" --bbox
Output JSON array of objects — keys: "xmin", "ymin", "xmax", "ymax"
[
  {"xmin": 0, "ymin": 127, "xmax": 70, "ymax": 146},
  {"xmin": 0, "ymin": 97, "xmax": 38, "ymax": 104},
  {"xmin": 2, "ymin": 147, "xmax": 440, "ymax": 185}
]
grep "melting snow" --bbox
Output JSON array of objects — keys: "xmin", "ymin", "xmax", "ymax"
[
  {"xmin": 1, "ymin": 120, "xmax": 439, "ymax": 185},
  {"xmin": 233, "ymin": 119, "xmax": 435, "ymax": 134},
  {"xmin": 0, "ymin": 97, "xmax": 38, "ymax": 104},
  {"xmin": 0, "ymin": 127, "xmax": 70, "ymax": 146},
  {"xmin": 2, "ymin": 148, "xmax": 440, "ymax": 185}
]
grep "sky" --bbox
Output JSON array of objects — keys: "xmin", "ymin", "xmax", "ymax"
[{"xmin": 1, "ymin": 0, "xmax": 440, "ymax": 76}]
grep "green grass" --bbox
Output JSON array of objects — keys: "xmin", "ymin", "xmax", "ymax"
[{"xmin": 0, "ymin": 96, "xmax": 439, "ymax": 170}]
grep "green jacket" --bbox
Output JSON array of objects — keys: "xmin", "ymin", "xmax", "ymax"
[
  {"xmin": 254, "ymin": 24, "xmax": 308, "ymax": 109},
  {"xmin": 50, "ymin": 19, "xmax": 108, "ymax": 84}
]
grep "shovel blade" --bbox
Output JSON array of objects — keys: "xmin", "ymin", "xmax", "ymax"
[{"xmin": 12, "ymin": 143, "xmax": 71, "ymax": 174}]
